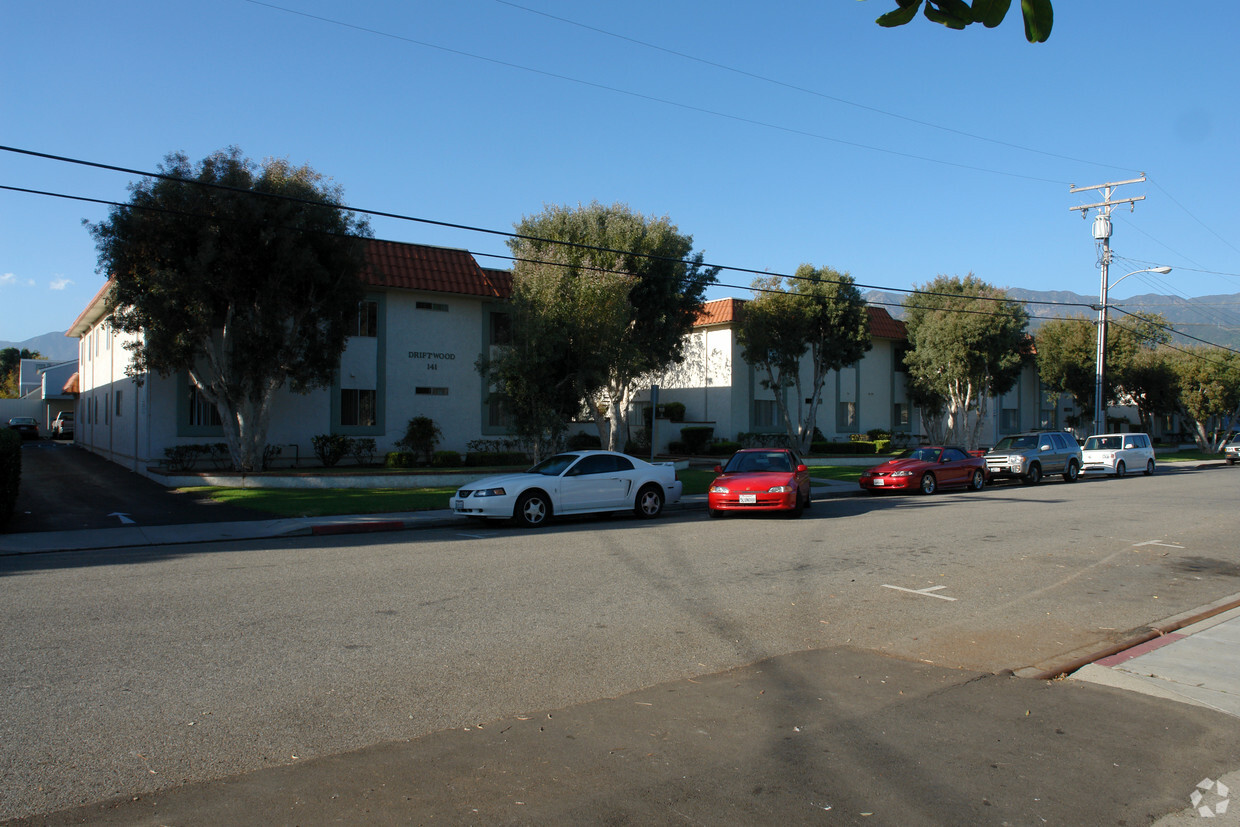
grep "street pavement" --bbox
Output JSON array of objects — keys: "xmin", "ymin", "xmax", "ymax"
[{"xmin": 3, "ymin": 465, "xmax": 1240, "ymax": 824}]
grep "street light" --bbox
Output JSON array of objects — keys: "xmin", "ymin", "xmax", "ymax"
[{"xmin": 1092, "ymin": 264, "xmax": 1172, "ymax": 435}]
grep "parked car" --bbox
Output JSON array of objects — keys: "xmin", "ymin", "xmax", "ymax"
[
  {"xmin": 1224, "ymin": 436, "xmax": 1240, "ymax": 466},
  {"xmin": 51, "ymin": 411, "xmax": 74, "ymax": 439},
  {"xmin": 707, "ymin": 448, "xmax": 811, "ymax": 518},
  {"xmin": 452, "ymin": 450, "xmax": 682, "ymax": 528},
  {"xmin": 6, "ymin": 416, "xmax": 39, "ymax": 440},
  {"xmin": 1081, "ymin": 432, "xmax": 1155, "ymax": 477},
  {"xmin": 984, "ymin": 430, "xmax": 1081, "ymax": 484},
  {"xmin": 859, "ymin": 446, "xmax": 987, "ymax": 495}
]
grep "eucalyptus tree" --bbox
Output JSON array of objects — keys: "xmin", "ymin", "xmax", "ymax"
[
  {"xmin": 88, "ymin": 147, "xmax": 370, "ymax": 471},
  {"xmin": 737, "ymin": 265, "xmax": 871, "ymax": 455},
  {"xmin": 1168, "ymin": 346, "xmax": 1240, "ymax": 452},
  {"xmin": 902, "ymin": 274, "xmax": 1028, "ymax": 449},
  {"xmin": 504, "ymin": 202, "xmax": 717, "ymax": 450},
  {"xmin": 870, "ymin": 0, "xmax": 1053, "ymax": 42}
]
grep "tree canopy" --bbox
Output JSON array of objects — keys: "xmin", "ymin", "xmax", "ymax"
[
  {"xmin": 0, "ymin": 348, "xmax": 46, "ymax": 398},
  {"xmin": 870, "ymin": 0, "xmax": 1053, "ymax": 42},
  {"xmin": 902, "ymin": 274, "xmax": 1028, "ymax": 448},
  {"xmin": 88, "ymin": 147, "xmax": 371, "ymax": 471},
  {"xmin": 737, "ymin": 265, "xmax": 871, "ymax": 454},
  {"xmin": 496, "ymin": 202, "xmax": 717, "ymax": 452},
  {"xmin": 1168, "ymin": 346, "xmax": 1240, "ymax": 452}
]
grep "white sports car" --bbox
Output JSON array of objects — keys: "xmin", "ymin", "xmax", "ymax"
[{"xmin": 452, "ymin": 450, "xmax": 683, "ymax": 527}]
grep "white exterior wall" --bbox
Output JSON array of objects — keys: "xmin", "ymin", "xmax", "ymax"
[{"xmin": 76, "ymin": 322, "xmax": 144, "ymax": 469}]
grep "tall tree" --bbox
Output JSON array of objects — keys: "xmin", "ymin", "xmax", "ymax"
[
  {"xmin": 870, "ymin": 0, "xmax": 1053, "ymax": 42},
  {"xmin": 481, "ymin": 248, "xmax": 633, "ymax": 459},
  {"xmin": 737, "ymin": 265, "xmax": 871, "ymax": 455},
  {"xmin": 506, "ymin": 202, "xmax": 718, "ymax": 451},
  {"xmin": 1168, "ymin": 346, "xmax": 1240, "ymax": 452},
  {"xmin": 1034, "ymin": 316, "xmax": 1097, "ymax": 428},
  {"xmin": 903, "ymin": 274, "xmax": 1028, "ymax": 449},
  {"xmin": 88, "ymin": 147, "xmax": 371, "ymax": 471},
  {"xmin": 0, "ymin": 348, "xmax": 46, "ymax": 399}
]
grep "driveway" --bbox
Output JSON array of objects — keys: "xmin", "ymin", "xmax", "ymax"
[{"xmin": 6, "ymin": 441, "xmax": 264, "ymax": 533}]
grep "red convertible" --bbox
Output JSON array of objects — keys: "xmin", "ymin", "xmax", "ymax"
[
  {"xmin": 708, "ymin": 448, "xmax": 812, "ymax": 517},
  {"xmin": 859, "ymin": 446, "xmax": 987, "ymax": 495}
]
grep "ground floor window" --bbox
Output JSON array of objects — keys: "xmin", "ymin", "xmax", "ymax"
[
  {"xmin": 1000, "ymin": 408, "xmax": 1019, "ymax": 433},
  {"xmin": 341, "ymin": 388, "xmax": 376, "ymax": 426},
  {"xmin": 836, "ymin": 400, "xmax": 857, "ymax": 433},
  {"xmin": 752, "ymin": 399, "xmax": 779, "ymax": 430},
  {"xmin": 893, "ymin": 402, "xmax": 910, "ymax": 428},
  {"xmin": 189, "ymin": 386, "xmax": 222, "ymax": 428},
  {"xmin": 487, "ymin": 393, "xmax": 513, "ymax": 429}
]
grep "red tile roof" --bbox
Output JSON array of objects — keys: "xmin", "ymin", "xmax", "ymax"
[
  {"xmin": 692, "ymin": 297, "xmax": 906, "ymax": 340},
  {"xmin": 361, "ymin": 239, "xmax": 508, "ymax": 299}
]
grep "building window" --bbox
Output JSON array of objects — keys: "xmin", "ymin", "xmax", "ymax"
[
  {"xmin": 489, "ymin": 311, "xmax": 512, "ymax": 346},
  {"xmin": 188, "ymin": 386, "xmax": 222, "ymax": 428},
  {"xmin": 115, "ymin": 389, "xmax": 123, "ymax": 417},
  {"xmin": 354, "ymin": 300, "xmax": 378, "ymax": 337},
  {"xmin": 893, "ymin": 345, "xmax": 910, "ymax": 373},
  {"xmin": 752, "ymin": 399, "xmax": 778, "ymax": 430},
  {"xmin": 837, "ymin": 400, "xmax": 857, "ymax": 433},
  {"xmin": 416, "ymin": 301, "xmax": 449, "ymax": 312},
  {"xmin": 893, "ymin": 403, "xmax": 910, "ymax": 428},
  {"xmin": 341, "ymin": 389, "xmax": 376, "ymax": 426},
  {"xmin": 487, "ymin": 393, "xmax": 514, "ymax": 429},
  {"xmin": 415, "ymin": 387, "xmax": 449, "ymax": 396},
  {"xmin": 1000, "ymin": 408, "xmax": 1019, "ymax": 433}
]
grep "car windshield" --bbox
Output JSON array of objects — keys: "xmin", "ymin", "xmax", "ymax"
[
  {"xmin": 993, "ymin": 435, "xmax": 1037, "ymax": 451},
  {"xmin": 10, "ymin": 418, "xmax": 36, "ymax": 425},
  {"xmin": 1083, "ymin": 436, "xmax": 1121, "ymax": 451},
  {"xmin": 723, "ymin": 451, "xmax": 793, "ymax": 473},
  {"xmin": 527, "ymin": 453, "xmax": 581, "ymax": 477},
  {"xmin": 900, "ymin": 448, "xmax": 941, "ymax": 463}
]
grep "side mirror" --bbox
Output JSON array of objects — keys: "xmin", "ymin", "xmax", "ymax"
[
  {"xmin": 714, "ymin": 465, "xmax": 723, "ymax": 473},
  {"xmin": 796, "ymin": 464, "xmax": 807, "ymax": 472}
]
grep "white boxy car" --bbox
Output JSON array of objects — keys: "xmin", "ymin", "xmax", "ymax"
[
  {"xmin": 1081, "ymin": 433, "xmax": 1156, "ymax": 477},
  {"xmin": 452, "ymin": 450, "xmax": 683, "ymax": 528}
]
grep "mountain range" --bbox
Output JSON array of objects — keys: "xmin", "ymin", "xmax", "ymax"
[
  {"xmin": 5, "ymin": 288, "xmax": 1240, "ymax": 360},
  {"xmin": 864, "ymin": 289, "xmax": 1240, "ymax": 350}
]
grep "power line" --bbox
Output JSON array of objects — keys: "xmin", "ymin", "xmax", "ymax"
[
  {"xmin": 238, "ymin": 0, "xmax": 1074, "ymax": 185},
  {"xmin": 492, "ymin": 0, "xmax": 1127, "ymax": 173}
]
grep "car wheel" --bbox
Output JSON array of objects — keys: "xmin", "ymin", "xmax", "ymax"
[
  {"xmin": 1115, "ymin": 460, "xmax": 1126, "ymax": 478},
  {"xmin": 709, "ymin": 508, "xmax": 724, "ymax": 518},
  {"xmin": 1022, "ymin": 464, "xmax": 1041, "ymax": 485},
  {"xmin": 1227, "ymin": 457, "xmax": 1236, "ymax": 466},
  {"xmin": 514, "ymin": 491, "xmax": 551, "ymax": 528},
  {"xmin": 919, "ymin": 472, "xmax": 937, "ymax": 495},
  {"xmin": 1144, "ymin": 459, "xmax": 1155, "ymax": 476},
  {"xmin": 1063, "ymin": 459, "xmax": 1079, "ymax": 483},
  {"xmin": 969, "ymin": 469, "xmax": 985, "ymax": 491},
  {"xmin": 789, "ymin": 491, "xmax": 805, "ymax": 518},
  {"xmin": 635, "ymin": 484, "xmax": 664, "ymax": 518}
]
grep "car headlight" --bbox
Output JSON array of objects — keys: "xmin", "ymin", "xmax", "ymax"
[
  {"xmin": 474, "ymin": 488, "xmax": 506, "ymax": 497},
  {"xmin": 1009, "ymin": 457, "xmax": 1025, "ymax": 469},
  {"xmin": 767, "ymin": 484, "xmax": 794, "ymax": 493},
  {"xmin": 891, "ymin": 470, "xmax": 913, "ymax": 477},
  {"xmin": 709, "ymin": 485, "xmax": 730, "ymax": 494}
]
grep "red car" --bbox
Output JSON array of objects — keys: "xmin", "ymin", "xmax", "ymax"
[
  {"xmin": 708, "ymin": 448, "xmax": 812, "ymax": 518},
  {"xmin": 859, "ymin": 446, "xmax": 987, "ymax": 495}
]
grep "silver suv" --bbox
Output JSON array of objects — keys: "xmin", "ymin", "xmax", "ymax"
[{"xmin": 984, "ymin": 431, "xmax": 1082, "ymax": 485}]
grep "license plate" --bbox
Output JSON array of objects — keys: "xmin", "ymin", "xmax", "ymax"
[
  {"xmin": 739, "ymin": 494, "xmax": 757, "ymax": 504},
  {"xmin": 874, "ymin": 478, "xmax": 885, "ymax": 486},
  {"xmin": 454, "ymin": 499, "xmax": 464, "ymax": 510}
]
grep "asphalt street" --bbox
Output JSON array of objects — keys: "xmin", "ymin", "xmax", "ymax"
[{"xmin": 2, "ymin": 445, "xmax": 1239, "ymax": 825}]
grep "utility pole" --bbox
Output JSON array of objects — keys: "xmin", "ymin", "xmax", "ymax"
[{"xmin": 1069, "ymin": 175, "xmax": 1146, "ymax": 436}]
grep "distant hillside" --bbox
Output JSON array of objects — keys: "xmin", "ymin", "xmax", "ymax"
[
  {"xmin": 865, "ymin": 289, "xmax": 1240, "ymax": 350},
  {"xmin": 0, "ymin": 331, "xmax": 78, "ymax": 362}
]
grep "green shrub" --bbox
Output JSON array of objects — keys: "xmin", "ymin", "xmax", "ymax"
[
  {"xmin": 385, "ymin": 451, "xmax": 417, "ymax": 468},
  {"xmin": 566, "ymin": 432, "xmax": 602, "ymax": 450},
  {"xmin": 867, "ymin": 428, "xmax": 891, "ymax": 441},
  {"xmin": 465, "ymin": 451, "xmax": 530, "ymax": 467},
  {"xmin": 874, "ymin": 439, "xmax": 892, "ymax": 454},
  {"xmin": 0, "ymin": 429, "xmax": 20, "ymax": 527},
  {"xmin": 395, "ymin": 416, "xmax": 442, "ymax": 465},
  {"xmin": 661, "ymin": 401, "xmax": 686, "ymax": 422},
  {"xmin": 311, "ymin": 434, "xmax": 352, "ymax": 467},
  {"xmin": 709, "ymin": 440, "xmax": 741, "ymax": 456},
  {"xmin": 431, "ymin": 450, "xmax": 462, "ymax": 467},
  {"xmin": 164, "ymin": 444, "xmax": 208, "ymax": 471},
  {"xmin": 349, "ymin": 438, "xmax": 376, "ymax": 466},
  {"xmin": 679, "ymin": 425, "xmax": 714, "ymax": 454}
]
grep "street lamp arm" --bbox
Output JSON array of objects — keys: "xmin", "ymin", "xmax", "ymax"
[{"xmin": 1109, "ymin": 266, "xmax": 1173, "ymax": 291}]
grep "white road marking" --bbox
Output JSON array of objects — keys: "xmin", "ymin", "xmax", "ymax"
[
  {"xmin": 1133, "ymin": 540, "xmax": 1185, "ymax": 549},
  {"xmin": 109, "ymin": 512, "xmax": 136, "ymax": 525},
  {"xmin": 882, "ymin": 584, "xmax": 957, "ymax": 601}
]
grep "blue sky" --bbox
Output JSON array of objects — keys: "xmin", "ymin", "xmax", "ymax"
[{"xmin": 3, "ymin": 0, "xmax": 1238, "ymax": 344}]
